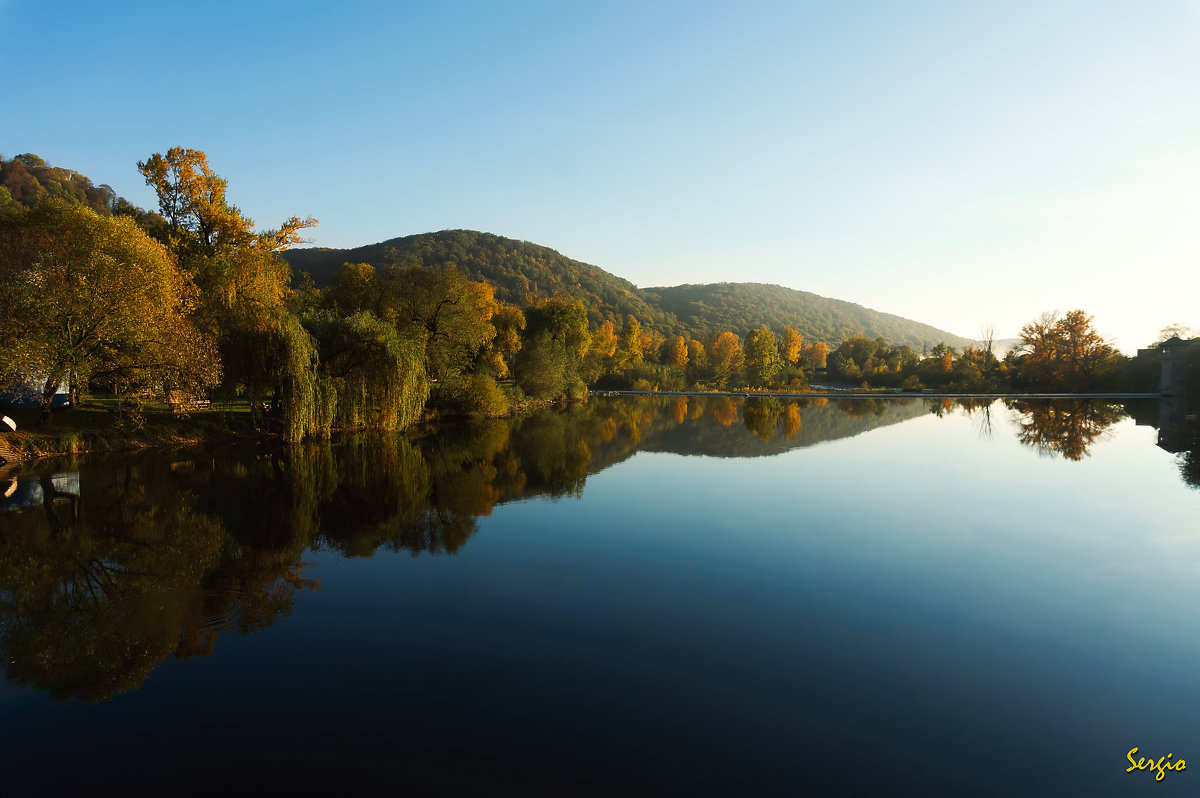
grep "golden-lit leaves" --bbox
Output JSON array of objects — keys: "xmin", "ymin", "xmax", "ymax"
[
  {"xmin": 782, "ymin": 326, "xmax": 804, "ymax": 366},
  {"xmin": 1014, "ymin": 310, "xmax": 1120, "ymax": 391},
  {"xmin": 708, "ymin": 331, "xmax": 744, "ymax": 387},
  {"xmin": 802, "ymin": 341, "xmax": 830, "ymax": 370},
  {"xmin": 668, "ymin": 336, "xmax": 689, "ymax": 368},
  {"xmin": 0, "ymin": 201, "xmax": 220, "ymax": 399},
  {"xmin": 590, "ymin": 319, "xmax": 619, "ymax": 358}
]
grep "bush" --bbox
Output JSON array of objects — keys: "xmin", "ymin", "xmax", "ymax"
[{"xmin": 432, "ymin": 374, "xmax": 512, "ymax": 417}]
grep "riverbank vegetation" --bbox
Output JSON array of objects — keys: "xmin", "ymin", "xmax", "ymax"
[{"xmin": 2, "ymin": 151, "xmax": 1196, "ymax": 449}]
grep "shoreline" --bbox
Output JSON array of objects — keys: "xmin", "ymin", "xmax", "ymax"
[{"xmin": 0, "ymin": 390, "xmax": 1165, "ymax": 466}]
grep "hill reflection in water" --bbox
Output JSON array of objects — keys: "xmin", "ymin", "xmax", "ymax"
[{"xmin": 0, "ymin": 395, "xmax": 1192, "ymax": 705}]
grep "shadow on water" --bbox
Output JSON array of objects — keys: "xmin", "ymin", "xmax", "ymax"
[{"xmin": 0, "ymin": 394, "xmax": 1196, "ymax": 702}]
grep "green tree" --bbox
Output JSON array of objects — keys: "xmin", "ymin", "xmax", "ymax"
[
  {"xmin": 377, "ymin": 263, "xmax": 497, "ymax": 380},
  {"xmin": 0, "ymin": 201, "xmax": 220, "ymax": 423},
  {"xmin": 304, "ymin": 311, "xmax": 429, "ymax": 430},
  {"xmin": 743, "ymin": 328, "xmax": 784, "ymax": 387},
  {"xmin": 323, "ymin": 262, "xmax": 379, "ymax": 314},
  {"xmin": 516, "ymin": 298, "xmax": 590, "ymax": 399}
]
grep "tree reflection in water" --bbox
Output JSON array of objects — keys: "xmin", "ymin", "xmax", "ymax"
[
  {"xmin": 4, "ymin": 394, "xmax": 1176, "ymax": 702},
  {"xmin": 1005, "ymin": 399, "xmax": 1126, "ymax": 461},
  {"xmin": 1171, "ymin": 398, "xmax": 1200, "ymax": 490}
]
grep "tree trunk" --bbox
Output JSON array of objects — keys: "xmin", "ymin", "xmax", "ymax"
[{"xmin": 38, "ymin": 375, "xmax": 61, "ymax": 427}]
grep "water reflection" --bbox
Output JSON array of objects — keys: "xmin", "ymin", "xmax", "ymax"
[
  {"xmin": 1004, "ymin": 399, "xmax": 1126, "ymax": 461},
  {"xmin": 1, "ymin": 394, "xmax": 1196, "ymax": 703},
  {"xmin": 0, "ymin": 462, "xmax": 231, "ymax": 702},
  {"xmin": 1160, "ymin": 395, "xmax": 1200, "ymax": 489}
]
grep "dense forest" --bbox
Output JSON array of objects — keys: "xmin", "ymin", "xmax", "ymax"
[
  {"xmin": 2, "ymin": 151, "xmax": 1197, "ymax": 444},
  {"xmin": 644, "ymin": 282, "xmax": 972, "ymax": 349},
  {"xmin": 285, "ymin": 231, "xmax": 678, "ymax": 334},
  {"xmin": 282, "ymin": 233, "xmax": 970, "ymax": 347}
]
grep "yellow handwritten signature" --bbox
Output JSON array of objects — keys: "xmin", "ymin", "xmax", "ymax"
[{"xmin": 1128, "ymin": 748, "xmax": 1187, "ymax": 781}]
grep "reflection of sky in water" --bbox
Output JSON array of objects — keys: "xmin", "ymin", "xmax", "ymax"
[
  {"xmin": 1, "ymin": 400, "xmax": 1198, "ymax": 795},
  {"xmin": 306, "ymin": 406, "xmax": 1200, "ymax": 795}
]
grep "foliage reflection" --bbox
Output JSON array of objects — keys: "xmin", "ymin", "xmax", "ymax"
[
  {"xmin": 1004, "ymin": 399, "xmax": 1126, "ymax": 461},
  {"xmin": 1, "ymin": 394, "xmax": 1191, "ymax": 702}
]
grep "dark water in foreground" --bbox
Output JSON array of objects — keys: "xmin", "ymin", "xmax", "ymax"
[{"xmin": 1, "ymin": 396, "xmax": 1198, "ymax": 795}]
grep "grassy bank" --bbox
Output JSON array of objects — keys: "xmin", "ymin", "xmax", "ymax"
[{"xmin": 1, "ymin": 401, "xmax": 261, "ymax": 461}]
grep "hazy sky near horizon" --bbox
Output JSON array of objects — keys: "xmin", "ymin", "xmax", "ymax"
[{"xmin": 4, "ymin": 0, "xmax": 1197, "ymax": 350}]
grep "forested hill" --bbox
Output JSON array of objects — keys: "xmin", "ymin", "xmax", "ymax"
[
  {"xmin": 285, "ymin": 230, "xmax": 969, "ymax": 347},
  {"xmin": 645, "ymin": 283, "xmax": 971, "ymax": 350},
  {"xmin": 4, "ymin": 152, "xmax": 967, "ymax": 348},
  {"xmin": 283, "ymin": 230, "xmax": 678, "ymax": 334},
  {"xmin": 0, "ymin": 153, "xmax": 151, "ymax": 220}
]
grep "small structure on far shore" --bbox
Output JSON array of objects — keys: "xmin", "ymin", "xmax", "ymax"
[
  {"xmin": 1136, "ymin": 337, "xmax": 1194, "ymax": 395},
  {"xmin": 1159, "ymin": 337, "xmax": 1193, "ymax": 395}
]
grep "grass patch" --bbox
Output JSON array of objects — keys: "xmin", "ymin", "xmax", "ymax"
[{"xmin": 2, "ymin": 398, "xmax": 259, "ymax": 459}]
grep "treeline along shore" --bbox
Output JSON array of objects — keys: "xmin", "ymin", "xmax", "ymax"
[{"xmin": 2, "ymin": 150, "xmax": 1198, "ymax": 460}]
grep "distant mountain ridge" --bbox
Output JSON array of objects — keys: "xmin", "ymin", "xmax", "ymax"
[
  {"xmin": 285, "ymin": 230, "xmax": 970, "ymax": 348},
  {"xmin": 644, "ymin": 282, "xmax": 971, "ymax": 350}
]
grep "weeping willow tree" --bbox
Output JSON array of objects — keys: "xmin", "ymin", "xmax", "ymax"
[
  {"xmin": 305, "ymin": 311, "xmax": 429, "ymax": 431},
  {"xmin": 214, "ymin": 308, "xmax": 333, "ymax": 442},
  {"xmin": 274, "ymin": 312, "xmax": 336, "ymax": 442}
]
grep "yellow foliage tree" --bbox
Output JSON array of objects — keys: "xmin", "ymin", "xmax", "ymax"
[
  {"xmin": 668, "ymin": 336, "xmax": 689, "ymax": 368},
  {"xmin": 782, "ymin": 326, "xmax": 804, "ymax": 366},
  {"xmin": 708, "ymin": 331, "xmax": 744, "ymax": 387},
  {"xmin": 0, "ymin": 201, "xmax": 220, "ymax": 422}
]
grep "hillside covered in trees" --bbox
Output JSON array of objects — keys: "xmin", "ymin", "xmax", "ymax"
[
  {"xmin": 0, "ymin": 153, "xmax": 160, "ymax": 226},
  {"xmin": 644, "ymin": 282, "xmax": 971, "ymax": 349},
  {"xmin": 283, "ymin": 232, "xmax": 970, "ymax": 347},
  {"xmin": 285, "ymin": 231, "xmax": 678, "ymax": 334}
]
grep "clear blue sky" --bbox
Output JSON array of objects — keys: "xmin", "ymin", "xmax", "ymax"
[{"xmin": 4, "ymin": 0, "xmax": 1197, "ymax": 350}]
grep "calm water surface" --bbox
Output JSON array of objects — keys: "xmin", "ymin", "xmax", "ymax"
[{"xmin": 2, "ymin": 396, "xmax": 1198, "ymax": 795}]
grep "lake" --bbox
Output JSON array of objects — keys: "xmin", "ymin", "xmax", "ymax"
[{"xmin": 2, "ymin": 396, "xmax": 1198, "ymax": 795}]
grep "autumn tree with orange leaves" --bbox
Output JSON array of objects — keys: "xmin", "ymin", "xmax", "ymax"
[{"xmin": 1010, "ymin": 310, "xmax": 1123, "ymax": 391}]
